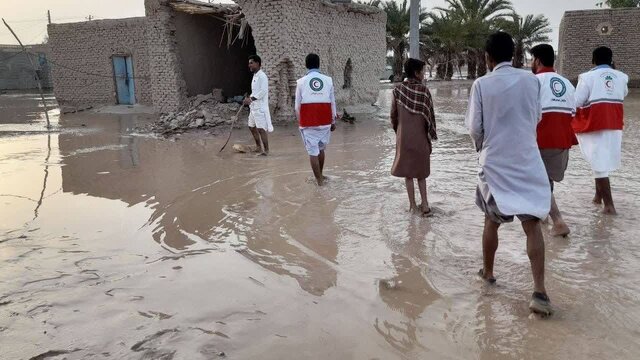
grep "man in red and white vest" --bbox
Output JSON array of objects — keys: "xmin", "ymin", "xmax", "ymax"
[
  {"xmin": 574, "ymin": 46, "xmax": 629, "ymax": 215},
  {"xmin": 530, "ymin": 44, "xmax": 577, "ymax": 237},
  {"xmin": 295, "ymin": 53, "xmax": 337, "ymax": 186}
]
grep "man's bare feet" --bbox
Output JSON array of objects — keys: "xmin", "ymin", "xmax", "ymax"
[
  {"xmin": 258, "ymin": 151, "xmax": 268, "ymax": 156},
  {"xmin": 593, "ymin": 195, "xmax": 603, "ymax": 205},
  {"xmin": 409, "ymin": 203, "xmax": 418, "ymax": 213},
  {"xmin": 477, "ymin": 269, "xmax": 496, "ymax": 284},
  {"xmin": 602, "ymin": 206, "xmax": 617, "ymax": 215},
  {"xmin": 551, "ymin": 222, "xmax": 571, "ymax": 237}
]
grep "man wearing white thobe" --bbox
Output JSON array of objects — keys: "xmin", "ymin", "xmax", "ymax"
[
  {"xmin": 465, "ymin": 32, "xmax": 553, "ymax": 316},
  {"xmin": 244, "ymin": 55, "xmax": 273, "ymax": 156}
]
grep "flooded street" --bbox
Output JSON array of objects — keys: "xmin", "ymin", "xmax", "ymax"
[{"xmin": 1, "ymin": 84, "xmax": 640, "ymax": 359}]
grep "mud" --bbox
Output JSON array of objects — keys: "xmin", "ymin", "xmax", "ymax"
[{"xmin": 1, "ymin": 84, "xmax": 640, "ymax": 359}]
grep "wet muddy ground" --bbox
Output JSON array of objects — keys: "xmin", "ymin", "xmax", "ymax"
[{"xmin": 1, "ymin": 85, "xmax": 639, "ymax": 359}]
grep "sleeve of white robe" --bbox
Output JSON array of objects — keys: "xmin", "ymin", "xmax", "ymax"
[
  {"xmin": 252, "ymin": 72, "xmax": 268, "ymax": 100},
  {"xmin": 465, "ymin": 81, "xmax": 484, "ymax": 152},
  {"xmin": 574, "ymin": 74, "xmax": 590, "ymax": 108},
  {"xmin": 295, "ymin": 81, "xmax": 302, "ymax": 121}
]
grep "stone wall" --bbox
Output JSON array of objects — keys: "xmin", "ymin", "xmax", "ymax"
[
  {"xmin": 47, "ymin": 17, "xmax": 151, "ymax": 108},
  {"xmin": 143, "ymin": 0, "xmax": 386, "ymax": 119},
  {"xmin": 558, "ymin": 8, "xmax": 640, "ymax": 87},
  {"xmin": 236, "ymin": 0, "xmax": 386, "ymax": 121},
  {"xmin": 0, "ymin": 44, "xmax": 52, "ymax": 90}
]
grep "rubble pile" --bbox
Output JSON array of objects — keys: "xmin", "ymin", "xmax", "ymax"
[{"xmin": 141, "ymin": 93, "xmax": 247, "ymax": 135}]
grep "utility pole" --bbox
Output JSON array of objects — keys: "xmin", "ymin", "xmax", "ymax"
[
  {"xmin": 47, "ymin": 10, "xmax": 51, "ymax": 24},
  {"xmin": 2, "ymin": 18, "xmax": 51, "ymax": 129},
  {"xmin": 409, "ymin": 0, "xmax": 420, "ymax": 59}
]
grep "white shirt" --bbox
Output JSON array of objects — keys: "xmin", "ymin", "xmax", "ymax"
[
  {"xmin": 295, "ymin": 69, "xmax": 337, "ymax": 128},
  {"xmin": 465, "ymin": 62, "xmax": 551, "ymax": 218},
  {"xmin": 250, "ymin": 69, "xmax": 271, "ymax": 125}
]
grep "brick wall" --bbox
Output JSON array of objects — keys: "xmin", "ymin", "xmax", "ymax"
[
  {"xmin": 143, "ymin": 0, "xmax": 386, "ymax": 119},
  {"xmin": 47, "ymin": 17, "xmax": 151, "ymax": 108},
  {"xmin": 236, "ymin": 0, "xmax": 386, "ymax": 121},
  {"xmin": 0, "ymin": 44, "xmax": 52, "ymax": 90},
  {"xmin": 558, "ymin": 8, "xmax": 640, "ymax": 87}
]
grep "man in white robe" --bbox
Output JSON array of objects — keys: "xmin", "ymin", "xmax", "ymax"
[
  {"xmin": 465, "ymin": 32, "xmax": 553, "ymax": 316},
  {"xmin": 244, "ymin": 55, "xmax": 273, "ymax": 156},
  {"xmin": 573, "ymin": 46, "xmax": 629, "ymax": 215}
]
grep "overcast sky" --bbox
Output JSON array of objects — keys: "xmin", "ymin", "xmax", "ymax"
[{"xmin": 0, "ymin": 0, "xmax": 598, "ymax": 47}]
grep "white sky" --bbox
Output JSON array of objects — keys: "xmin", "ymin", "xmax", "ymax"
[{"xmin": 0, "ymin": 0, "xmax": 598, "ymax": 47}]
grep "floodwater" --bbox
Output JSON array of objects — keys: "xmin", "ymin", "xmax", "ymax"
[{"xmin": 1, "ymin": 84, "xmax": 639, "ymax": 359}]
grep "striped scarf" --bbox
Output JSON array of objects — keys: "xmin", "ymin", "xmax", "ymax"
[{"xmin": 393, "ymin": 79, "xmax": 437, "ymax": 141}]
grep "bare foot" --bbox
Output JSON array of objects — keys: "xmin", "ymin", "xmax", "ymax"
[
  {"xmin": 602, "ymin": 206, "xmax": 617, "ymax": 215},
  {"xmin": 409, "ymin": 203, "xmax": 419, "ymax": 213},
  {"xmin": 593, "ymin": 196, "xmax": 602, "ymax": 205},
  {"xmin": 317, "ymin": 177, "xmax": 325, "ymax": 187},
  {"xmin": 551, "ymin": 222, "xmax": 571, "ymax": 237},
  {"xmin": 258, "ymin": 152, "xmax": 268, "ymax": 157}
]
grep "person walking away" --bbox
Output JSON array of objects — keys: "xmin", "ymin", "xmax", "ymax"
[
  {"xmin": 390, "ymin": 58, "xmax": 437, "ymax": 217},
  {"xmin": 465, "ymin": 32, "xmax": 553, "ymax": 316},
  {"xmin": 295, "ymin": 53, "xmax": 337, "ymax": 186},
  {"xmin": 530, "ymin": 44, "xmax": 577, "ymax": 236},
  {"xmin": 573, "ymin": 46, "xmax": 629, "ymax": 215},
  {"xmin": 244, "ymin": 55, "xmax": 273, "ymax": 156}
]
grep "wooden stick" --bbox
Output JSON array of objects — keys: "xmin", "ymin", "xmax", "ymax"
[
  {"xmin": 2, "ymin": 18, "xmax": 51, "ymax": 129},
  {"xmin": 219, "ymin": 94, "xmax": 248, "ymax": 152}
]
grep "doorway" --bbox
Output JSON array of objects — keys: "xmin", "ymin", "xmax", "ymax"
[{"xmin": 112, "ymin": 55, "xmax": 135, "ymax": 105}]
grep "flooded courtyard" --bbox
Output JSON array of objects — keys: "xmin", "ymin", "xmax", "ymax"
[{"xmin": 1, "ymin": 83, "xmax": 639, "ymax": 359}]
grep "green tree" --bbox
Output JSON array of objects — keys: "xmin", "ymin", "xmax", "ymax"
[
  {"xmin": 498, "ymin": 13, "xmax": 552, "ymax": 68},
  {"xmin": 596, "ymin": 0, "xmax": 640, "ymax": 7},
  {"xmin": 436, "ymin": 0, "xmax": 513, "ymax": 78},
  {"xmin": 375, "ymin": 0, "xmax": 429, "ymax": 82},
  {"xmin": 422, "ymin": 12, "xmax": 467, "ymax": 80}
]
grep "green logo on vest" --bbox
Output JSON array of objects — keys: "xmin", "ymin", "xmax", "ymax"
[{"xmin": 310, "ymin": 77, "xmax": 324, "ymax": 92}]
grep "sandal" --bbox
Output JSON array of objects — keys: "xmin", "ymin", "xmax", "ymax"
[{"xmin": 529, "ymin": 292, "xmax": 554, "ymax": 316}]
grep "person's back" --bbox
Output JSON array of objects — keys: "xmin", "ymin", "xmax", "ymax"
[
  {"xmin": 469, "ymin": 63, "xmax": 549, "ymax": 217},
  {"xmin": 474, "ymin": 65, "xmax": 541, "ymax": 169},
  {"xmin": 574, "ymin": 66, "xmax": 628, "ymax": 133}
]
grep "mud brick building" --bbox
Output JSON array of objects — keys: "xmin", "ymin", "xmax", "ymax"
[
  {"xmin": 0, "ymin": 44, "xmax": 52, "ymax": 90},
  {"xmin": 558, "ymin": 8, "xmax": 640, "ymax": 87},
  {"xmin": 47, "ymin": 0, "xmax": 386, "ymax": 120}
]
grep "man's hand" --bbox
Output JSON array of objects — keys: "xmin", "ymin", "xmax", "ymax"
[
  {"xmin": 331, "ymin": 124, "xmax": 336, "ymax": 132},
  {"xmin": 243, "ymin": 97, "xmax": 252, "ymax": 106}
]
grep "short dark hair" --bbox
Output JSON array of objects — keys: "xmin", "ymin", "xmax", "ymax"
[
  {"xmin": 530, "ymin": 44, "xmax": 555, "ymax": 67},
  {"xmin": 592, "ymin": 46, "xmax": 613, "ymax": 66},
  {"xmin": 404, "ymin": 58, "xmax": 426, "ymax": 80},
  {"xmin": 485, "ymin": 31, "xmax": 514, "ymax": 64},
  {"xmin": 305, "ymin": 53, "xmax": 320, "ymax": 69},
  {"xmin": 248, "ymin": 55, "xmax": 262, "ymax": 65}
]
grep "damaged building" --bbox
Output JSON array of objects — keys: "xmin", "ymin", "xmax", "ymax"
[{"xmin": 47, "ymin": 0, "xmax": 386, "ymax": 120}]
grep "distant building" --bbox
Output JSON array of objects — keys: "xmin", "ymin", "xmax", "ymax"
[
  {"xmin": 47, "ymin": 0, "xmax": 386, "ymax": 118},
  {"xmin": 558, "ymin": 8, "xmax": 640, "ymax": 87},
  {"xmin": 0, "ymin": 44, "xmax": 52, "ymax": 90}
]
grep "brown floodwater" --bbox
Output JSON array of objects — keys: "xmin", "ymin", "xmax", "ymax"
[{"xmin": 1, "ymin": 84, "xmax": 639, "ymax": 359}]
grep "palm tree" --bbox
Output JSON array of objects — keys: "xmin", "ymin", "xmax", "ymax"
[
  {"xmin": 498, "ymin": 13, "xmax": 552, "ymax": 68},
  {"xmin": 379, "ymin": 0, "xmax": 429, "ymax": 82},
  {"xmin": 436, "ymin": 0, "xmax": 513, "ymax": 78},
  {"xmin": 423, "ymin": 12, "xmax": 467, "ymax": 80},
  {"xmin": 597, "ymin": 0, "xmax": 640, "ymax": 7}
]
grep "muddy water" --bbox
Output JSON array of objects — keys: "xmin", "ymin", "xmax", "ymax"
[{"xmin": 1, "ymin": 85, "xmax": 639, "ymax": 359}]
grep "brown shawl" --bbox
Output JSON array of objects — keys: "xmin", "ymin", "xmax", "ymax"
[{"xmin": 393, "ymin": 79, "xmax": 437, "ymax": 141}]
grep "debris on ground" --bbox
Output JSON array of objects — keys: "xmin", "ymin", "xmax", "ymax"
[
  {"xmin": 138, "ymin": 92, "xmax": 247, "ymax": 136},
  {"xmin": 341, "ymin": 109, "xmax": 356, "ymax": 124}
]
